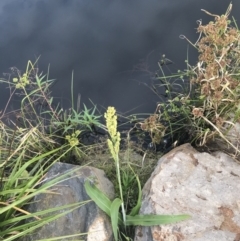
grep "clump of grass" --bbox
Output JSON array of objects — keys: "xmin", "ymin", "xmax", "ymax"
[
  {"xmin": 0, "ymin": 110, "xmax": 90, "ymax": 240},
  {"xmin": 0, "ymin": 60, "xmax": 106, "ymax": 240}
]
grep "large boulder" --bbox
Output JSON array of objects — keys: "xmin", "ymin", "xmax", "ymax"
[
  {"xmin": 21, "ymin": 163, "xmax": 114, "ymax": 241},
  {"xmin": 134, "ymin": 143, "xmax": 240, "ymax": 241}
]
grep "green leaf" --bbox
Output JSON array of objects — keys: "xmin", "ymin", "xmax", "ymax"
[
  {"xmin": 84, "ymin": 180, "xmax": 112, "ymax": 216},
  {"xmin": 2, "ymin": 203, "xmax": 88, "ymax": 241},
  {"xmin": 84, "ymin": 180, "xmax": 124, "ymax": 227},
  {"xmin": 125, "ymin": 214, "xmax": 191, "ymax": 226},
  {"xmin": 129, "ymin": 174, "xmax": 142, "ymax": 216},
  {"xmin": 0, "ymin": 165, "xmax": 83, "ymax": 216},
  {"xmin": 110, "ymin": 198, "xmax": 122, "ymax": 241}
]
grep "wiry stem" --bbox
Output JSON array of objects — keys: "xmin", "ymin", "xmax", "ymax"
[{"xmin": 115, "ymin": 154, "xmax": 126, "ymax": 226}]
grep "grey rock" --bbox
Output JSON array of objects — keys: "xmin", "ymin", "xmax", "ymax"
[
  {"xmin": 134, "ymin": 143, "xmax": 240, "ymax": 241},
  {"xmin": 21, "ymin": 163, "xmax": 114, "ymax": 241}
]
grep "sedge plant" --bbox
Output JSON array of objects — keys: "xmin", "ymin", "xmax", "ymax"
[{"xmin": 84, "ymin": 106, "xmax": 190, "ymax": 241}]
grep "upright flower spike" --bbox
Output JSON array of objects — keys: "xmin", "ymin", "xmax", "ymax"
[
  {"xmin": 104, "ymin": 106, "xmax": 126, "ymax": 225},
  {"xmin": 104, "ymin": 107, "xmax": 120, "ymax": 160}
]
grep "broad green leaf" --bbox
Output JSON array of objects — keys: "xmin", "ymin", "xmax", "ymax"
[
  {"xmin": 110, "ymin": 198, "xmax": 122, "ymax": 241},
  {"xmin": 125, "ymin": 214, "xmax": 191, "ymax": 226},
  {"xmin": 84, "ymin": 180, "xmax": 112, "ymax": 216},
  {"xmin": 84, "ymin": 180, "xmax": 124, "ymax": 226}
]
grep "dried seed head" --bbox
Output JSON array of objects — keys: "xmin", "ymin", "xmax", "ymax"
[{"xmin": 192, "ymin": 107, "xmax": 204, "ymax": 117}]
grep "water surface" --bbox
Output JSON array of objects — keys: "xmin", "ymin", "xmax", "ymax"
[{"xmin": 0, "ymin": 0, "xmax": 236, "ymax": 114}]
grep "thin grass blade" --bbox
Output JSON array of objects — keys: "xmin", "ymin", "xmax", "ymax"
[
  {"xmin": 128, "ymin": 174, "xmax": 141, "ymax": 216},
  {"xmin": 2, "ymin": 205, "xmax": 87, "ymax": 241}
]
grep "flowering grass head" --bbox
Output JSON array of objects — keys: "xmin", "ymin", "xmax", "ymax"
[
  {"xmin": 65, "ymin": 130, "xmax": 81, "ymax": 147},
  {"xmin": 13, "ymin": 73, "xmax": 30, "ymax": 89},
  {"xmin": 104, "ymin": 107, "xmax": 121, "ymax": 161}
]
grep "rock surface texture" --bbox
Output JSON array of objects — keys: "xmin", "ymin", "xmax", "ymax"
[
  {"xmin": 20, "ymin": 163, "xmax": 114, "ymax": 241},
  {"xmin": 135, "ymin": 143, "xmax": 240, "ymax": 241}
]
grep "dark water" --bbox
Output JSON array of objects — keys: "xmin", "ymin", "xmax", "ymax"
[{"xmin": 0, "ymin": 0, "xmax": 236, "ymax": 115}]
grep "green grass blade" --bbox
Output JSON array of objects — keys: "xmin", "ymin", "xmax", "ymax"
[
  {"xmin": 110, "ymin": 198, "xmax": 122, "ymax": 241},
  {"xmin": 0, "ymin": 188, "xmax": 37, "ymax": 196},
  {"xmin": 84, "ymin": 180, "xmax": 112, "ymax": 217},
  {"xmin": 2, "ymin": 205, "xmax": 86, "ymax": 241},
  {"xmin": 36, "ymin": 233, "xmax": 86, "ymax": 241},
  {"xmin": 0, "ymin": 201, "xmax": 89, "ymax": 228},
  {"xmin": 125, "ymin": 214, "xmax": 191, "ymax": 226},
  {"xmin": 128, "ymin": 174, "xmax": 141, "ymax": 216},
  {"xmin": 0, "ymin": 167, "xmax": 83, "ymax": 215}
]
